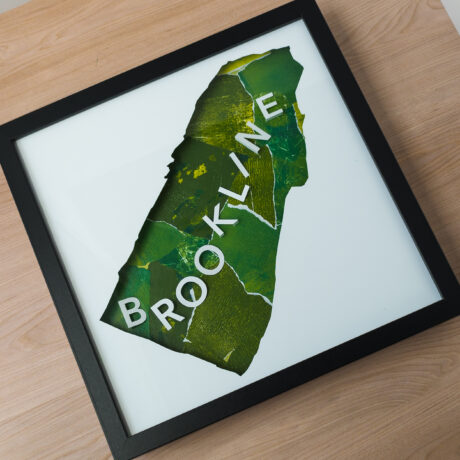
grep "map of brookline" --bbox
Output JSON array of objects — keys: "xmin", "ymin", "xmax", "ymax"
[{"xmin": 101, "ymin": 47, "xmax": 308, "ymax": 375}]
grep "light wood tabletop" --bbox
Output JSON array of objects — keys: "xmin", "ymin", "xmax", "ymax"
[{"xmin": 0, "ymin": 0, "xmax": 459, "ymax": 458}]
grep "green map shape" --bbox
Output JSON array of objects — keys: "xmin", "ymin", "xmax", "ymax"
[{"xmin": 101, "ymin": 47, "xmax": 307, "ymax": 375}]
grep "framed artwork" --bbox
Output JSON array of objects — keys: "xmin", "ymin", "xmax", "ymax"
[{"xmin": 0, "ymin": 1, "xmax": 458, "ymax": 458}]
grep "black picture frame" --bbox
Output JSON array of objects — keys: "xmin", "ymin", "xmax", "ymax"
[{"xmin": 0, "ymin": 1, "xmax": 458, "ymax": 458}]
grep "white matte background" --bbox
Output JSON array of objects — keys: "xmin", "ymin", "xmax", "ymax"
[{"xmin": 17, "ymin": 20, "xmax": 441, "ymax": 435}]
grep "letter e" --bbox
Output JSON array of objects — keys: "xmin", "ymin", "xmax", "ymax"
[{"xmin": 256, "ymin": 92, "xmax": 283, "ymax": 121}]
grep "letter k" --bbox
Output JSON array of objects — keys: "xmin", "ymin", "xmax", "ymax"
[{"xmin": 202, "ymin": 203, "xmax": 237, "ymax": 237}]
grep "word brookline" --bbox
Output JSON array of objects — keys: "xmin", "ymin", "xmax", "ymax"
[{"xmin": 118, "ymin": 92, "xmax": 284, "ymax": 331}]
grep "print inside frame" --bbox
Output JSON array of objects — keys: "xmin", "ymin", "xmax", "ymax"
[
  {"xmin": 1, "ymin": 1, "xmax": 458, "ymax": 459},
  {"xmin": 100, "ymin": 46, "xmax": 306, "ymax": 378}
]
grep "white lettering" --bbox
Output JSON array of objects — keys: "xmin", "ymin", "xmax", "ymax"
[
  {"xmin": 195, "ymin": 244, "xmax": 225, "ymax": 276},
  {"xmin": 229, "ymin": 152, "xmax": 249, "ymax": 178},
  {"xmin": 218, "ymin": 184, "xmax": 249, "ymax": 203},
  {"xmin": 151, "ymin": 299, "xmax": 185, "ymax": 331},
  {"xmin": 176, "ymin": 276, "xmax": 207, "ymax": 308},
  {"xmin": 235, "ymin": 121, "xmax": 270, "ymax": 153},
  {"xmin": 256, "ymin": 92, "xmax": 283, "ymax": 120},
  {"xmin": 202, "ymin": 202, "xmax": 237, "ymax": 237},
  {"xmin": 118, "ymin": 297, "xmax": 147, "ymax": 328}
]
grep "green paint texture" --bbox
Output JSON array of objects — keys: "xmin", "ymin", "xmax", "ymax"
[{"xmin": 101, "ymin": 47, "xmax": 307, "ymax": 375}]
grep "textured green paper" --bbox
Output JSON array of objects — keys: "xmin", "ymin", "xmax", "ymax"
[{"xmin": 101, "ymin": 47, "xmax": 308, "ymax": 375}]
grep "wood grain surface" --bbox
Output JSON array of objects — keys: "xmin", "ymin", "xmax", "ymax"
[{"xmin": 0, "ymin": 0, "xmax": 459, "ymax": 458}]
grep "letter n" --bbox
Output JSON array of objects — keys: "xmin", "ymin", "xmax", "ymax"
[{"xmin": 235, "ymin": 121, "xmax": 270, "ymax": 153}]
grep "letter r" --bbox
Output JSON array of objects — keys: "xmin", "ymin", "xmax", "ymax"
[{"xmin": 151, "ymin": 299, "xmax": 185, "ymax": 331}]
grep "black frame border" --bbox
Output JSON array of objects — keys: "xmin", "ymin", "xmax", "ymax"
[{"xmin": 0, "ymin": 1, "xmax": 458, "ymax": 459}]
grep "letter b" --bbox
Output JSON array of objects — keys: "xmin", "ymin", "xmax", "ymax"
[{"xmin": 118, "ymin": 297, "xmax": 147, "ymax": 328}]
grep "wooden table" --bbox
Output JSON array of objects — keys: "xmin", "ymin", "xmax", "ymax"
[{"xmin": 1, "ymin": 1, "xmax": 459, "ymax": 458}]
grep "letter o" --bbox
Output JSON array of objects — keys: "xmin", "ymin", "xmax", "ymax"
[
  {"xmin": 194, "ymin": 244, "xmax": 225, "ymax": 276},
  {"xmin": 176, "ymin": 276, "xmax": 207, "ymax": 308}
]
